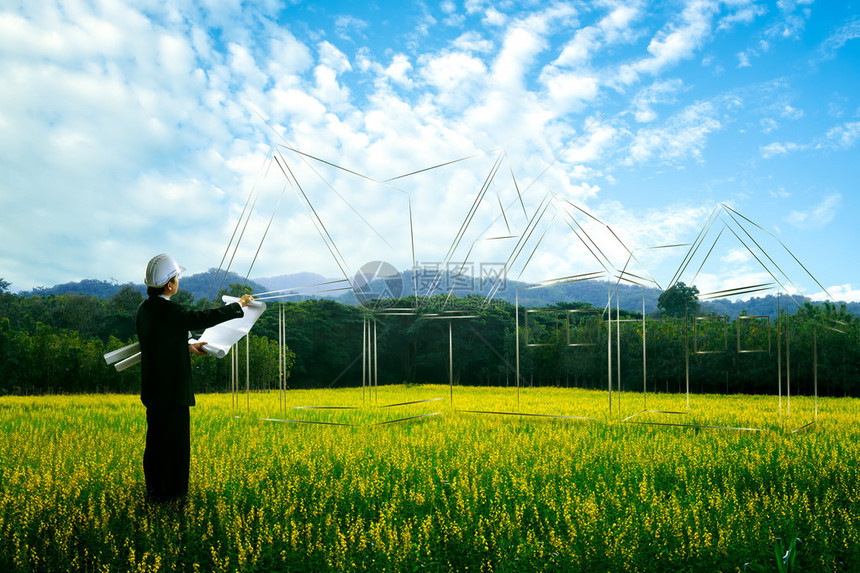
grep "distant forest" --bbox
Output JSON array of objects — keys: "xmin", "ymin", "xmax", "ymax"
[{"xmin": 1, "ymin": 275, "xmax": 858, "ymax": 397}]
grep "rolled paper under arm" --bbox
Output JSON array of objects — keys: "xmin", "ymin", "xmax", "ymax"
[
  {"xmin": 103, "ymin": 342, "xmax": 140, "ymax": 365},
  {"xmin": 114, "ymin": 352, "xmax": 141, "ymax": 372}
]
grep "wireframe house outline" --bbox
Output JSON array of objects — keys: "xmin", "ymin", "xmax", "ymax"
[{"xmin": 213, "ymin": 137, "xmax": 838, "ymax": 432}]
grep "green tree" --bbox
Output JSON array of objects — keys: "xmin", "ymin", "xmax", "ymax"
[
  {"xmin": 107, "ymin": 285, "xmax": 144, "ymax": 314},
  {"xmin": 657, "ymin": 282, "xmax": 700, "ymax": 317},
  {"xmin": 48, "ymin": 293, "xmax": 107, "ymax": 340},
  {"xmin": 105, "ymin": 285, "xmax": 144, "ymax": 342}
]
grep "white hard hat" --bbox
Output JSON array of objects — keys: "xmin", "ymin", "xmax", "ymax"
[{"xmin": 144, "ymin": 253, "xmax": 186, "ymax": 287}]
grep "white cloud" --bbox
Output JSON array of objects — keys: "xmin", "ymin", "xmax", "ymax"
[
  {"xmin": 631, "ymin": 78, "xmax": 684, "ymax": 123},
  {"xmin": 453, "ymin": 31, "xmax": 494, "ymax": 53},
  {"xmin": 781, "ymin": 105, "xmax": 803, "ymax": 120},
  {"xmin": 717, "ymin": 3, "xmax": 766, "ymax": 31},
  {"xmin": 411, "ymin": 5, "xmax": 438, "ymax": 43},
  {"xmin": 565, "ymin": 122, "xmax": 618, "ymax": 163},
  {"xmin": 616, "ymin": 0, "xmax": 718, "ymax": 85},
  {"xmin": 312, "ymin": 42, "xmax": 352, "ymax": 109},
  {"xmin": 815, "ymin": 16, "xmax": 860, "ymax": 61},
  {"xmin": 810, "ymin": 284, "xmax": 860, "ymax": 303},
  {"xmin": 0, "ymin": 8, "xmax": 128, "ymax": 63},
  {"xmin": 542, "ymin": 72, "xmax": 599, "ymax": 114},
  {"xmin": 228, "ymin": 43, "xmax": 267, "ymax": 89},
  {"xmin": 554, "ymin": 26, "xmax": 601, "ymax": 67},
  {"xmin": 760, "ymin": 117, "xmax": 779, "ymax": 133},
  {"xmin": 443, "ymin": 12, "xmax": 466, "ymax": 27},
  {"xmin": 627, "ymin": 101, "xmax": 721, "ymax": 164},
  {"xmin": 495, "ymin": 4, "xmax": 578, "ymax": 85},
  {"xmin": 317, "ymin": 41, "xmax": 352, "ymax": 74},
  {"xmin": 464, "ymin": 0, "xmax": 485, "ymax": 15},
  {"xmin": 600, "ymin": 3, "xmax": 641, "ymax": 43},
  {"xmin": 785, "ymin": 194, "xmax": 842, "ymax": 229},
  {"xmin": 419, "ymin": 51, "xmax": 487, "ymax": 110},
  {"xmin": 768, "ymin": 0, "xmax": 813, "ymax": 39},
  {"xmin": 483, "ymin": 8, "xmax": 507, "ymax": 27},
  {"xmin": 267, "ymin": 29, "xmax": 314, "ymax": 78},
  {"xmin": 269, "ymin": 87, "xmax": 327, "ymax": 123},
  {"xmin": 722, "ymin": 248, "xmax": 752, "ymax": 264},
  {"xmin": 760, "ymin": 141, "xmax": 805, "ymax": 158},
  {"xmin": 385, "ymin": 54, "xmax": 414, "ymax": 88},
  {"xmin": 761, "ymin": 120, "xmax": 860, "ymax": 158},
  {"xmin": 554, "ymin": 3, "xmax": 639, "ymax": 69},
  {"xmin": 334, "ymin": 15, "xmax": 368, "ymax": 41},
  {"xmin": 492, "ymin": 24, "xmax": 548, "ymax": 90},
  {"xmin": 823, "ymin": 121, "xmax": 860, "ymax": 149}
]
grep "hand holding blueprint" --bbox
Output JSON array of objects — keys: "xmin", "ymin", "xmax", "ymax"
[{"xmin": 188, "ymin": 296, "xmax": 267, "ymax": 358}]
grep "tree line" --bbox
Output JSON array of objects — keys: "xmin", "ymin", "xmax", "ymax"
[
  {"xmin": 0, "ymin": 278, "xmax": 857, "ymax": 397},
  {"xmin": 0, "ymin": 280, "xmax": 289, "ymax": 396}
]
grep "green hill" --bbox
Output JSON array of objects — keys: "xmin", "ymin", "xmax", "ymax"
[{"xmin": 29, "ymin": 269, "xmax": 266, "ymax": 302}]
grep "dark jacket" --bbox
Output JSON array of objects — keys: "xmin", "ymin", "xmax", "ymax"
[{"xmin": 136, "ymin": 296, "xmax": 244, "ymax": 408}]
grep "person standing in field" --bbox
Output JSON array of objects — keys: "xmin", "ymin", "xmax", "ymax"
[{"xmin": 136, "ymin": 253, "xmax": 253, "ymax": 504}]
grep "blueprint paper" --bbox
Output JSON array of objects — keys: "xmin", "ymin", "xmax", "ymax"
[{"xmin": 189, "ymin": 296, "xmax": 267, "ymax": 358}]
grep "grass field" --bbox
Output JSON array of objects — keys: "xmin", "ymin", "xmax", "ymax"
[{"xmin": 1, "ymin": 385, "xmax": 859, "ymax": 572}]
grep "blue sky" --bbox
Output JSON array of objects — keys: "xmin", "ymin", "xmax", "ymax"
[{"xmin": 1, "ymin": 0, "xmax": 858, "ymax": 303}]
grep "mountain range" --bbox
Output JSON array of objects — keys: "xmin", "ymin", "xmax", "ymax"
[{"xmin": 20, "ymin": 268, "xmax": 859, "ymax": 320}]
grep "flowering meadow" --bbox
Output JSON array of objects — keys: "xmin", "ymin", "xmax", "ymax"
[{"xmin": 1, "ymin": 385, "xmax": 858, "ymax": 572}]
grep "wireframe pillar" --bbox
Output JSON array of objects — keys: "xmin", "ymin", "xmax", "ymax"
[
  {"xmin": 607, "ymin": 280, "xmax": 612, "ymax": 415},
  {"xmin": 777, "ymin": 294, "xmax": 782, "ymax": 418},
  {"xmin": 814, "ymin": 330, "xmax": 818, "ymax": 423},
  {"xmin": 373, "ymin": 318, "xmax": 378, "ymax": 406},
  {"xmin": 362, "ymin": 315, "xmax": 379, "ymax": 407},
  {"xmin": 362, "ymin": 315, "xmax": 367, "ymax": 406},
  {"xmin": 449, "ymin": 320, "xmax": 454, "ymax": 408},
  {"xmin": 515, "ymin": 289, "xmax": 521, "ymax": 410},
  {"xmin": 278, "ymin": 303, "xmax": 285, "ymax": 417},
  {"xmin": 787, "ymin": 315, "xmax": 792, "ymax": 418},
  {"xmin": 231, "ymin": 342, "xmax": 238, "ymax": 414},
  {"xmin": 642, "ymin": 287, "xmax": 647, "ymax": 410},
  {"xmin": 684, "ymin": 304, "xmax": 690, "ymax": 414},
  {"xmin": 616, "ymin": 291, "xmax": 621, "ymax": 413}
]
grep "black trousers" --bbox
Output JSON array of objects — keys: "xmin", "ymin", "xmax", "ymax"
[{"xmin": 144, "ymin": 406, "xmax": 190, "ymax": 502}]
